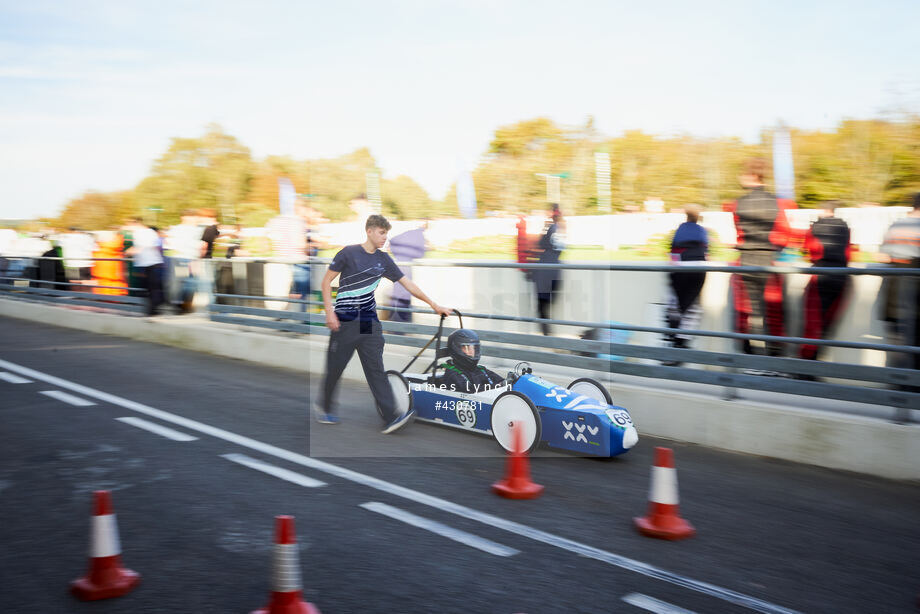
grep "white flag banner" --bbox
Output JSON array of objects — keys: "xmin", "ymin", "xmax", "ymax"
[
  {"xmin": 278, "ymin": 177, "xmax": 296, "ymax": 216},
  {"xmin": 773, "ymin": 127, "xmax": 795, "ymax": 200},
  {"xmin": 457, "ymin": 168, "xmax": 477, "ymax": 219}
]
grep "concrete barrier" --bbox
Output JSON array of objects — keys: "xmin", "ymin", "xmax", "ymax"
[{"xmin": 1, "ymin": 296, "xmax": 917, "ymax": 481}]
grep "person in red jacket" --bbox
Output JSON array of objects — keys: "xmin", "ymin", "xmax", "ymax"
[
  {"xmin": 799, "ymin": 202, "xmax": 852, "ymax": 366},
  {"xmin": 723, "ymin": 158, "xmax": 796, "ymax": 357}
]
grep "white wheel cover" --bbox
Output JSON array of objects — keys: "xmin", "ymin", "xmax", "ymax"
[
  {"xmin": 491, "ymin": 394, "xmax": 537, "ymax": 452},
  {"xmin": 388, "ymin": 373, "xmax": 411, "ymax": 417},
  {"xmin": 569, "ymin": 380, "xmax": 609, "ymax": 404}
]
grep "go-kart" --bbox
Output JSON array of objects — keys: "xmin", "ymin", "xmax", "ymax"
[{"xmin": 383, "ymin": 311, "xmax": 638, "ymax": 457}]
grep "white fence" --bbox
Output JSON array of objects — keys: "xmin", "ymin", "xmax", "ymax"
[{"xmin": 309, "ymin": 207, "xmax": 911, "ymax": 252}]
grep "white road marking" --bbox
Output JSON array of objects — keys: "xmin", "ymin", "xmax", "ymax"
[
  {"xmin": 39, "ymin": 390, "xmax": 96, "ymax": 407},
  {"xmin": 116, "ymin": 417, "xmax": 199, "ymax": 442},
  {"xmin": 360, "ymin": 501, "xmax": 519, "ymax": 557},
  {"xmin": 221, "ymin": 453, "xmax": 326, "ymax": 488},
  {"xmin": 0, "ymin": 358, "xmax": 799, "ymax": 614},
  {"xmin": 0, "ymin": 371, "xmax": 32, "ymax": 384},
  {"xmin": 622, "ymin": 592, "xmax": 697, "ymax": 614}
]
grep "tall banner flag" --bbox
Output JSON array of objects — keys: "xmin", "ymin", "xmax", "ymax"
[
  {"xmin": 278, "ymin": 177, "xmax": 296, "ymax": 216},
  {"xmin": 594, "ymin": 151, "xmax": 611, "ymax": 212},
  {"xmin": 366, "ymin": 171, "xmax": 382, "ymax": 214},
  {"xmin": 773, "ymin": 126, "xmax": 795, "ymax": 200},
  {"xmin": 456, "ymin": 167, "xmax": 478, "ymax": 219}
]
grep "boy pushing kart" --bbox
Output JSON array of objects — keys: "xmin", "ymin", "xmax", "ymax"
[{"xmin": 317, "ymin": 214, "xmax": 452, "ymax": 433}]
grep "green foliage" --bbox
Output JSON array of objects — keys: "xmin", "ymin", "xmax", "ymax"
[
  {"xmin": 134, "ymin": 124, "xmax": 254, "ymax": 225},
  {"xmin": 234, "ymin": 201, "xmax": 279, "ymax": 228},
  {"xmin": 381, "ymin": 175, "xmax": 430, "ymax": 219},
  {"xmin": 54, "ymin": 189, "xmax": 136, "ymax": 229},
  {"xmin": 48, "ymin": 116, "xmax": 920, "ymax": 231}
]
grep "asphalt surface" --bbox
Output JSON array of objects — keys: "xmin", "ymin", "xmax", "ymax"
[{"xmin": 1, "ymin": 316, "xmax": 918, "ymax": 613}]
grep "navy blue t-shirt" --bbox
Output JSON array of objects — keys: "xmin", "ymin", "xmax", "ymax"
[
  {"xmin": 671, "ymin": 222, "xmax": 709, "ymax": 262},
  {"xmin": 329, "ymin": 244, "xmax": 404, "ymax": 320}
]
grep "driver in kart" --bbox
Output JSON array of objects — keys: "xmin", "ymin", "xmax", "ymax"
[{"xmin": 431, "ymin": 329, "xmax": 505, "ymax": 393}]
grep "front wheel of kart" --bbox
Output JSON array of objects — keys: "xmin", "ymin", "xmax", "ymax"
[
  {"xmin": 490, "ymin": 391, "xmax": 541, "ymax": 455},
  {"xmin": 380, "ymin": 370, "xmax": 413, "ymax": 420},
  {"xmin": 567, "ymin": 377, "xmax": 612, "ymax": 405}
]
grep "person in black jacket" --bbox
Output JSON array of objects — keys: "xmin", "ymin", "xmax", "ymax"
[
  {"xmin": 532, "ymin": 204, "xmax": 564, "ymax": 336},
  {"xmin": 722, "ymin": 158, "xmax": 797, "ymax": 357},
  {"xmin": 799, "ymin": 202, "xmax": 852, "ymax": 364},
  {"xmin": 431, "ymin": 329, "xmax": 505, "ymax": 394}
]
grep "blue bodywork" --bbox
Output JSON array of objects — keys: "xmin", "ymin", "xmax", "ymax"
[{"xmin": 409, "ymin": 373, "xmax": 637, "ymax": 457}]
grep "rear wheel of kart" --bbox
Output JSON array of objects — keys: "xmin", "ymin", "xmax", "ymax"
[
  {"xmin": 490, "ymin": 391, "xmax": 541, "ymax": 454},
  {"xmin": 567, "ymin": 377, "xmax": 612, "ymax": 405},
  {"xmin": 380, "ymin": 370, "xmax": 413, "ymax": 420}
]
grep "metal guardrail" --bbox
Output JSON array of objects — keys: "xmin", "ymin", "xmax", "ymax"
[
  {"xmin": 2, "ymin": 255, "xmax": 917, "ymax": 418},
  {"xmin": 207, "ymin": 301, "xmax": 919, "ymax": 412},
  {"xmin": 0, "ymin": 272, "xmax": 145, "ymax": 313}
]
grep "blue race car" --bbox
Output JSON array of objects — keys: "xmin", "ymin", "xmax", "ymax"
[{"xmin": 383, "ymin": 313, "xmax": 638, "ymax": 457}]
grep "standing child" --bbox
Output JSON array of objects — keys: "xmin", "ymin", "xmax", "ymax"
[
  {"xmin": 317, "ymin": 215, "xmax": 452, "ymax": 433},
  {"xmin": 662, "ymin": 204, "xmax": 709, "ymax": 365}
]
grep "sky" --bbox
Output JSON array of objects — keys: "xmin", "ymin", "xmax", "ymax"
[{"xmin": 1, "ymin": 0, "xmax": 918, "ymax": 220}]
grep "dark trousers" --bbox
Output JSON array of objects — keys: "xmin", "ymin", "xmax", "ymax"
[
  {"xmin": 732, "ymin": 250, "xmax": 786, "ymax": 356},
  {"xmin": 667, "ymin": 271, "xmax": 706, "ymax": 327},
  {"xmin": 141, "ymin": 264, "xmax": 165, "ymax": 316},
  {"xmin": 883, "ymin": 270, "xmax": 920, "ymax": 392},
  {"xmin": 319, "ymin": 318, "xmax": 397, "ymax": 423},
  {"xmin": 800, "ymin": 274, "xmax": 848, "ymax": 360},
  {"xmin": 536, "ymin": 279, "xmax": 561, "ymax": 336}
]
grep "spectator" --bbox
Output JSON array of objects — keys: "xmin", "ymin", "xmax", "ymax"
[
  {"xmin": 798, "ymin": 202, "xmax": 852, "ymax": 368},
  {"xmin": 59, "ymin": 227, "xmax": 95, "ymax": 290},
  {"xmin": 879, "ymin": 193, "xmax": 920, "ymax": 390},
  {"xmin": 387, "ymin": 220, "xmax": 428, "ymax": 323},
  {"xmin": 90, "ymin": 229, "xmax": 128, "ymax": 296},
  {"xmin": 304, "ymin": 209, "xmax": 330, "ymax": 314},
  {"xmin": 349, "ymin": 193, "xmax": 373, "ymax": 222},
  {"xmin": 532, "ymin": 203, "xmax": 565, "ymax": 336},
  {"xmin": 166, "ymin": 210, "xmax": 202, "ymax": 313},
  {"xmin": 167, "ymin": 210, "xmax": 203, "ymax": 260},
  {"xmin": 125, "ymin": 218, "xmax": 165, "ymax": 316},
  {"xmin": 224, "ymin": 224, "xmax": 247, "ymax": 259},
  {"xmin": 515, "ymin": 213, "xmax": 535, "ymax": 278},
  {"xmin": 120, "ymin": 222, "xmax": 143, "ymax": 298},
  {"xmin": 151, "ymin": 225, "xmax": 169, "ymax": 311},
  {"xmin": 662, "ymin": 204, "xmax": 708, "ymax": 365},
  {"xmin": 197, "ymin": 208, "xmax": 220, "ymax": 306},
  {"xmin": 723, "ymin": 158, "xmax": 796, "ymax": 359},
  {"xmin": 0, "ymin": 227, "xmax": 16, "ymax": 280},
  {"xmin": 36, "ymin": 235, "xmax": 66, "ymax": 291},
  {"xmin": 267, "ymin": 202, "xmax": 310, "ymax": 312},
  {"xmin": 316, "ymin": 214, "xmax": 452, "ymax": 432},
  {"xmin": 199, "ymin": 208, "xmax": 220, "ymax": 259}
]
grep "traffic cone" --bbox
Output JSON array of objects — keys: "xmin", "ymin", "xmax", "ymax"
[
  {"xmin": 251, "ymin": 515, "xmax": 321, "ymax": 614},
  {"xmin": 492, "ymin": 421, "xmax": 544, "ymax": 499},
  {"xmin": 70, "ymin": 490, "xmax": 141, "ymax": 600},
  {"xmin": 634, "ymin": 447, "xmax": 695, "ymax": 540}
]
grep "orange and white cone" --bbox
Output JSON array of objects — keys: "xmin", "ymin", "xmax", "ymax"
[
  {"xmin": 251, "ymin": 515, "xmax": 321, "ymax": 614},
  {"xmin": 633, "ymin": 447, "xmax": 695, "ymax": 540},
  {"xmin": 492, "ymin": 421, "xmax": 544, "ymax": 499},
  {"xmin": 70, "ymin": 490, "xmax": 141, "ymax": 600}
]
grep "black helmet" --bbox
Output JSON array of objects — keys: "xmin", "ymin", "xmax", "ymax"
[{"xmin": 447, "ymin": 329, "xmax": 481, "ymax": 371}]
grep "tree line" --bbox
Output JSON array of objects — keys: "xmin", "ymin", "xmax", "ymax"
[{"xmin": 48, "ymin": 115, "xmax": 920, "ymax": 230}]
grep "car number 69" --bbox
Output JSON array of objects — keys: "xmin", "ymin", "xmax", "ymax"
[
  {"xmin": 456, "ymin": 401, "xmax": 477, "ymax": 427},
  {"xmin": 606, "ymin": 409, "xmax": 633, "ymax": 427}
]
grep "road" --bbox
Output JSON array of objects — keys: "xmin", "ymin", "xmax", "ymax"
[{"xmin": 0, "ymin": 316, "xmax": 918, "ymax": 613}]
